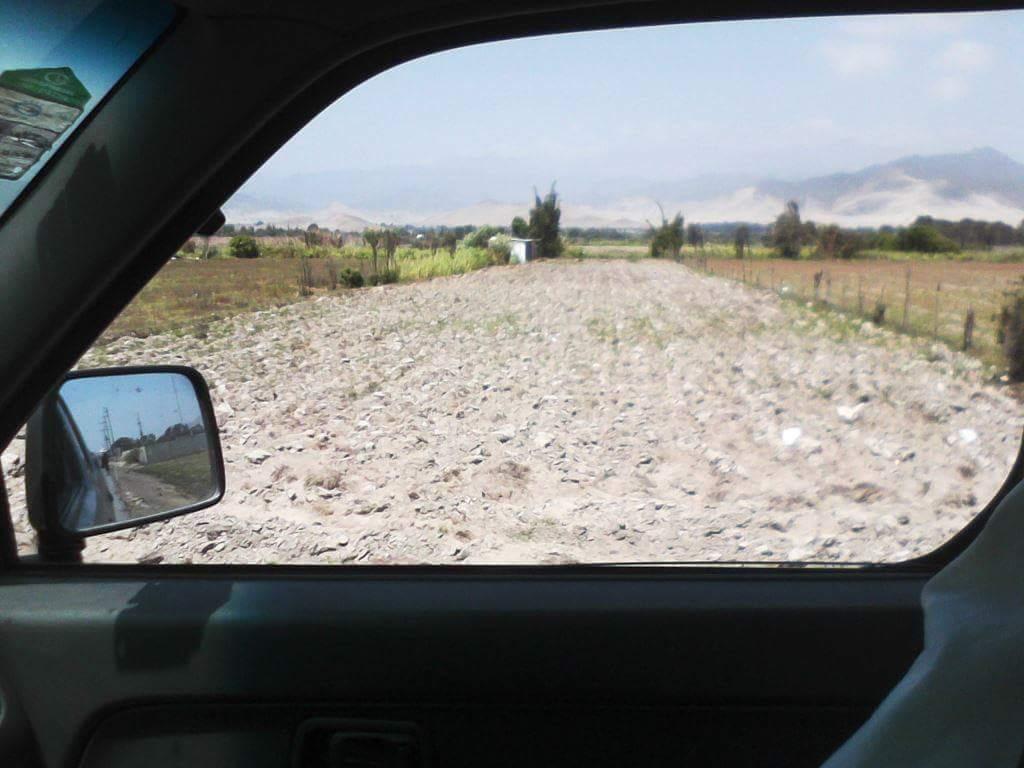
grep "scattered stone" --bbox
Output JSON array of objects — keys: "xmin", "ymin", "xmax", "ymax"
[
  {"xmin": 836, "ymin": 403, "xmax": 867, "ymax": 424},
  {"xmin": 781, "ymin": 427, "xmax": 802, "ymax": 447},
  {"xmin": 245, "ymin": 449, "xmax": 273, "ymax": 465},
  {"xmin": 3, "ymin": 260, "xmax": 1017, "ymax": 568},
  {"xmin": 494, "ymin": 425, "xmax": 516, "ymax": 443},
  {"xmin": 534, "ymin": 432, "xmax": 554, "ymax": 449}
]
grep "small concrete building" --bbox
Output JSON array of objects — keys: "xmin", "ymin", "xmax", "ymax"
[{"xmin": 509, "ymin": 238, "xmax": 536, "ymax": 264}]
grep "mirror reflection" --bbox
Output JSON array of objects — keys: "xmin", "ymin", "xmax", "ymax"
[{"xmin": 57, "ymin": 372, "xmax": 215, "ymax": 531}]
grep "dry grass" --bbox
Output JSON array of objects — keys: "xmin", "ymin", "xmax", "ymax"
[
  {"xmin": 577, "ymin": 244, "xmax": 1024, "ymax": 370},
  {"xmin": 704, "ymin": 258, "xmax": 1024, "ymax": 368},
  {"xmin": 98, "ymin": 258, "xmax": 367, "ymax": 344},
  {"xmin": 100, "ymin": 247, "xmax": 499, "ymax": 345}
]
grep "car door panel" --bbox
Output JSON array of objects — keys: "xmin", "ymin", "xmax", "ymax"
[{"xmin": 0, "ymin": 570, "xmax": 925, "ymax": 767}]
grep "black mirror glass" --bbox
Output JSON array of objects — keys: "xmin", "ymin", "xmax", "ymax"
[{"xmin": 52, "ymin": 371, "xmax": 218, "ymax": 533}]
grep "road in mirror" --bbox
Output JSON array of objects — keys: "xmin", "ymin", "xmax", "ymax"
[{"xmin": 58, "ymin": 372, "xmax": 215, "ymax": 531}]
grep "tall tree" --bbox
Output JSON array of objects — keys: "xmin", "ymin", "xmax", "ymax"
[
  {"xmin": 734, "ymin": 225, "xmax": 750, "ymax": 258},
  {"xmin": 648, "ymin": 204, "xmax": 684, "ymax": 260},
  {"xmin": 382, "ymin": 228, "xmax": 401, "ymax": 272},
  {"xmin": 817, "ymin": 224, "xmax": 841, "ymax": 259},
  {"xmin": 529, "ymin": 183, "xmax": 563, "ymax": 259},
  {"xmin": 686, "ymin": 223, "xmax": 704, "ymax": 249},
  {"xmin": 363, "ymin": 228, "xmax": 381, "ymax": 274},
  {"xmin": 303, "ymin": 222, "xmax": 322, "ymax": 248},
  {"xmin": 441, "ymin": 230, "xmax": 458, "ymax": 256},
  {"xmin": 770, "ymin": 200, "xmax": 803, "ymax": 259}
]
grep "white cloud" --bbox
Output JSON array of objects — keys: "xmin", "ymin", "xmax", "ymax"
[
  {"xmin": 939, "ymin": 40, "xmax": 994, "ymax": 73},
  {"xmin": 820, "ymin": 40, "xmax": 893, "ymax": 75},
  {"xmin": 930, "ymin": 75, "xmax": 968, "ymax": 102},
  {"xmin": 926, "ymin": 40, "xmax": 994, "ymax": 102}
]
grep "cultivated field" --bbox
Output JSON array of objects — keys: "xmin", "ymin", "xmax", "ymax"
[
  {"xmin": 581, "ymin": 245, "xmax": 1024, "ymax": 370},
  {"xmin": 100, "ymin": 248, "xmax": 494, "ymax": 344},
  {"xmin": 704, "ymin": 258, "xmax": 1024, "ymax": 369},
  {"xmin": 5, "ymin": 259, "xmax": 1021, "ymax": 565}
]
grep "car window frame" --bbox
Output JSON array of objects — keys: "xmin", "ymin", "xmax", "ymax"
[{"xmin": 1, "ymin": 1, "xmax": 1022, "ymax": 574}]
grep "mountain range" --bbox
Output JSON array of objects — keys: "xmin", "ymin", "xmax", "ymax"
[{"xmin": 224, "ymin": 147, "xmax": 1024, "ymax": 231}]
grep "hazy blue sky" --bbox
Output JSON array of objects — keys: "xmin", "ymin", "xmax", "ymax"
[
  {"xmin": 253, "ymin": 11, "xmax": 1024, "ymax": 184},
  {"xmin": 61, "ymin": 373, "xmax": 202, "ymax": 453}
]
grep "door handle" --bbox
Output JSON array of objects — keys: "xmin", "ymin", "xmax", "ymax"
[{"xmin": 293, "ymin": 718, "xmax": 425, "ymax": 768}]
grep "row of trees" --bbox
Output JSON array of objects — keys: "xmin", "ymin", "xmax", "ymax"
[
  {"xmin": 225, "ymin": 193, "xmax": 1024, "ymax": 263},
  {"xmin": 764, "ymin": 202, "xmax": 965, "ymax": 259},
  {"xmin": 645, "ymin": 201, "xmax": 1024, "ymax": 261},
  {"xmin": 644, "ymin": 200, "xmax": 981, "ymax": 261},
  {"xmin": 647, "ymin": 209, "xmax": 751, "ymax": 260},
  {"xmin": 221, "ymin": 185, "xmax": 567, "ymax": 263}
]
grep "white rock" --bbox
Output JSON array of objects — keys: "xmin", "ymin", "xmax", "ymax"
[
  {"xmin": 836, "ymin": 403, "xmax": 867, "ymax": 424},
  {"xmin": 534, "ymin": 432, "xmax": 554, "ymax": 449},
  {"xmin": 781, "ymin": 427, "xmax": 802, "ymax": 447},
  {"xmin": 958, "ymin": 428, "xmax": 978, "ymax": 444},
  {"xmin": 494, "ymin": 425, "xmax": 516, "ymax": 443},
  {"xmin": 245, "ymin": 449, "xmax": 272, "ymax": 465}
]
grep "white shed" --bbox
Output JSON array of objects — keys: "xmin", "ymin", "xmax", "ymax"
[{"xmin": 509, "ymin": 238, "xmax": 536, "ymax": 264}]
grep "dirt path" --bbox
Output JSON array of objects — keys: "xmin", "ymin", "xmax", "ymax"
[{"xmin": 4, "ymin": 260, "xmax": 1021, "ymax": 564}]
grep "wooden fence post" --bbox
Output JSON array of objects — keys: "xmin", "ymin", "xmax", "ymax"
[
  {"xmin": 963, "ymin": 307, "xmax": 975, "ymax": 351},
  {"xmin": 902, "ymin": 266, "xmax": 911, "ymax": 331},
  {"xmin": 933, "ymin": 282, "xmax": 942, "ymax": 338},
  {"xmin": 857, "ymin": 275, "xmax": 864, "ymax": 314}
]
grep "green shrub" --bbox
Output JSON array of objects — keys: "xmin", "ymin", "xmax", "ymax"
[
  {"xmin": 229, "ymin": 235, "xmax": 260, "ymax": 259},
  {"xmin": 339, "ymin": 267, "xmax": 364, "ymax": 288},
  {"xmin": 872, "ymin": 300, "xmax": 887, "ymax": 325},
  {"xmin": 398, "ymin": 248, "xmax": 492, "ymax": 281},
  {"xmin": 649, "ymin": 208, "xmax": 684, "ymax": 260},
  {"xmin": 488, "ymin": 234, "xmax": 512, "ymax": 264},
  {"xmin": 465, "ymin": 225, "xmax": 503, "ymax": 249},
  {"xmin": 895, "ymin": 224, "xmax": 960, "ymax": 254},
  {"xmin": 368, "ymin": 269, "xmax": 400, "ymax": 286},
  {"xmin": 816, "ymin": 225, "xmax": 865, "ymax": 259}
]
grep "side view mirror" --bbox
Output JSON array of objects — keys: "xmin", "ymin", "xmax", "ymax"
[{"xmin": 25, "ymin": 366, "xmax": 225, "ymax": 560}]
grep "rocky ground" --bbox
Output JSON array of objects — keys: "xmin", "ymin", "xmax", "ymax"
[{"xmin": 4, "ymin": 259, "xmax": 1021, "ymax": 565}]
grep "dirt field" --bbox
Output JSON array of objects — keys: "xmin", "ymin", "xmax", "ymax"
[
  {"xmin": 704, "ymin": 258, "xmax": 1024, "ymax": 367},
  {"xmin": 580, "ymin": 245, "xmax": 1024, "ymax": 369},
  {"xmin": 4, "ymin": 259, "xmax": 1022, "ymax": 565}
]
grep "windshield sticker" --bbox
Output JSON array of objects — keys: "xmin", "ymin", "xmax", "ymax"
[{"xmin": 0, "ymin": 67, "xmax": 90, "ymax": 180}]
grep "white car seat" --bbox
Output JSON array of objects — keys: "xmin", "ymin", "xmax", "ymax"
[{"xmin": 823, "ymin": 480, "xmax": 1024, "ymax": 767}]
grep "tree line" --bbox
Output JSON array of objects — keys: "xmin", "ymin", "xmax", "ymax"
[{"xmin": 647, "ymin": 200, "xmax": 1024, "ymax": 261}]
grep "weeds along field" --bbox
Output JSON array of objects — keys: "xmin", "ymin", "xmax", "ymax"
[
  {"xmin": 578, "ymin": 244, "xmax": 1024, "ymax": 371},
  {"xmin": 702, "ymin": 258, "xmax": 1024, "ymax": 369},
  {"xmin": 101, "ymin": 246, "xmax": 495, "ymax": 344}
]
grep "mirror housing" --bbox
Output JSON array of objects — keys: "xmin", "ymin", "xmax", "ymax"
[{"xmin": 25, "ymin": 365, "xmax": 225, "ymax": 560}]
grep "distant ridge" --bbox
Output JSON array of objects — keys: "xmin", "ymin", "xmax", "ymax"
[{"xmin": 225, "ymin": 148, "xmax": 1024, "ymax": 230}]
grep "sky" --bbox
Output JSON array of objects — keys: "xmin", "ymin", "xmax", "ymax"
[
  {"xmin": 250, "ymin": 10, "xmax": 1024, "ymax": 186},
  {"xmin": 61, "ymin": 373, "xmax": 203, "ymax": 454}
]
